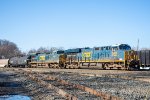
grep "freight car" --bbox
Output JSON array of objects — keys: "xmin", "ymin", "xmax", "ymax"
[
  {"xmin": 8, "ymin": 56, "xmax": 31, "ymax": 67},
  {"xmin": 137, "ymin": 50, "xmax": 150, "ymax": 70}
]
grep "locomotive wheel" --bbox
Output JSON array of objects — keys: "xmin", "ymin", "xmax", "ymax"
[
  {"xmin": 102, "ymin": 63, "xmax": 107, "ymax": 70},
  {"xmin": 69, "ymin": 65, "xmax": 74, "ymax": 69},
  {"xmin": 65, "ymin": 65, "xmax": 69, "ymax": 69},
  {"xmin": 75, "ymin": 65, "xmax": 79, "ymax": 69},
  {"xmin": 25, "ymin": 65, "xmax": 28, "ymax": 68},
  {"xmin": 70, "ymin": 65, "xmax": 74, "ymax": 69},
  {"xmin": 110, "ymin": 67, "xmax": 113, "ymax": 70},
  {"xmin": 53, "ymin": 66, "xmax": 56, "ymax": 69},
  {"xmin": 72, "ymin": 64, "xmax": 77, "ymax": 69},
  {"xmin": 117, "ymin": 67, "xmax": 121, "ymax": 70},
  {"xmin": 53, "ymin": 64, "xmax": 57, "ymax": 69},
  {"xmin": 9, "ymin": 65, "xmax": 12, "ymax": 68},
  {"xmin": 48, "ymin": 64, "xmax": 51, "ymax": 68},
  {"xmin": 56, "ymin": 64, "xmax": 60, "ymax": 69}
]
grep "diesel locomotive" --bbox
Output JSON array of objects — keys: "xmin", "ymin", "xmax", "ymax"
[
  {"xmin": 58, "ymin": 44, "xmax": 139, "ymax": 70},
  {"xmin": 7, "ymin": 44, "xmax": 150, "ymax": 70}
]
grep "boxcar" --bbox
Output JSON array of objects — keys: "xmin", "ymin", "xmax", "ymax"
[{"xmin": 137, "ymin": 50, "xmax": 150, "ymax": 68}]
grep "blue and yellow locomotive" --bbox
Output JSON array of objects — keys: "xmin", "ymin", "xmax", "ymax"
[
  {"xmin": 61, "ymin": 44, "xmax": 139, "ymax": 70},
  {"xmin": 29, "ymin": 52, "xmax": 60, "ymax": 68}
]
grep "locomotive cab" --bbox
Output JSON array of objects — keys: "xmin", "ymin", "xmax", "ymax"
[{"xmin": 118, "ymin": 44, "xmax": 131, "ymax": 50}]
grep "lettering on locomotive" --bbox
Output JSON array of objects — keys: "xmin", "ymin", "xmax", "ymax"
[
  {"xmin": 112, "ymin": 51, "xmax": 117, "ymax": 56},
  {"xmin": 82, "ymin": 52, "xmax": 92, "ymax": 58},
  {"xmin": 39, "ymin": 56, "xmax": 45, "ymax": 61}
]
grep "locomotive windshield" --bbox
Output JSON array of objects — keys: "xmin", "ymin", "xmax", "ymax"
[
  {"xmin": 111, "ymin": 44, "xmax": 131, "ymax": 51},
  {"xmin": 119, "ymin": 44, "xmax": 131, "ymax": 50}
]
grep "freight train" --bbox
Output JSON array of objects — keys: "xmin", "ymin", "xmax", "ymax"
[{"xmin": 6, "ymin": 44, "xmax": 150, "ymax": 70}]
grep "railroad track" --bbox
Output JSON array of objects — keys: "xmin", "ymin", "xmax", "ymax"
[
  {"xmin": 14, "ymin": 69, "xmax": 121, "ymax": 100},
  {"xmin": 3, "ymin": 68, "xmax": 150, "ymax": 99},
  {"xmin": 37, "ymin": 70, "xmax": 150, "ymax": 100},
  {"xmin": 79, "ymin": 73, "xmax": 150, "ymax": 83}
]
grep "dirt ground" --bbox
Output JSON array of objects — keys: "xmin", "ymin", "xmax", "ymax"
[
  {"xmin": 0, "ymin": 69, "xmax": 30, "ymax": 99},
  {"xmin": 0, "ymin": 67, "xmax": 150, "ymax": 100}
]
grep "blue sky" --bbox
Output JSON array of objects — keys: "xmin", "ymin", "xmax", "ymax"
[{"xmin": 0, "ymin": 0, "xmax": 150, "ymax": 52}]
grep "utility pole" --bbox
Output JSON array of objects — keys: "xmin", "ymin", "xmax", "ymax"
[{"xmin": 137, "ymin": 39, "xmax": 139, "ymax": 51}]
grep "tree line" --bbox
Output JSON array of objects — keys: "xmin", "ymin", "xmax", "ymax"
[{"xmin": 28, "ymin": 47, "xmax": 64, "ymax": 54}]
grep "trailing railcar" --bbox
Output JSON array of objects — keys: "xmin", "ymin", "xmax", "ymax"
[
  {"xmin": 137, "ymin": 50, "xmax": 150, "ymax": 70},
  {"xmin": 8, "ymin": 56, "xmax": 30, "ymax": 67}
]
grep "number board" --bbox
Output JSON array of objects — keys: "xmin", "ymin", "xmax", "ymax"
[
  {"xmin": 39, "ymin": 56, "xmax": 45, "ymax": 61},
  {"xmin": 82, "ymin": 52, "xmax": 91, "ymax": 58},
  {"xmin": 112, "ymin": 52, "xmax": 117, "ymax": 56}
]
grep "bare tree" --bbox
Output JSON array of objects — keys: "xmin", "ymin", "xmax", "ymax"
[
  {"xmin": 141, "ymin": 48, "xmax": 150, "ymax": 50},
  {"xmin": 58, "ymin": 47, "xmax": 64, "ymax": 51},
  {"xmin": 49, "ymin": 47, "xmax": 57, "ymax": 53},
  {"xmin": 28, "ymin": 47, "xmax": 64, "ymax": 54},
  {"xmin": 37, "ymin": 47, "xmax": 50, "ymax": 53},
  {"xmin": 131, "ymin": 46, "xmax": 137, "ymax": 51},
  {"xmin": 28, "ymin": 49, "xmax": 37, "ymax": 54},
  {"xmin": 0, "ymin": 39, "xmax": 22, "ymax": 59}
]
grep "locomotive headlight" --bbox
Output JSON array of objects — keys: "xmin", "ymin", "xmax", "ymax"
[
  {"xmin": 24, "ymin": 60, "xmax": 26, "ymax": 62},
  {"xmin": 119, "ymin": 58, "xmax": 122, "ymax": 60}
]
